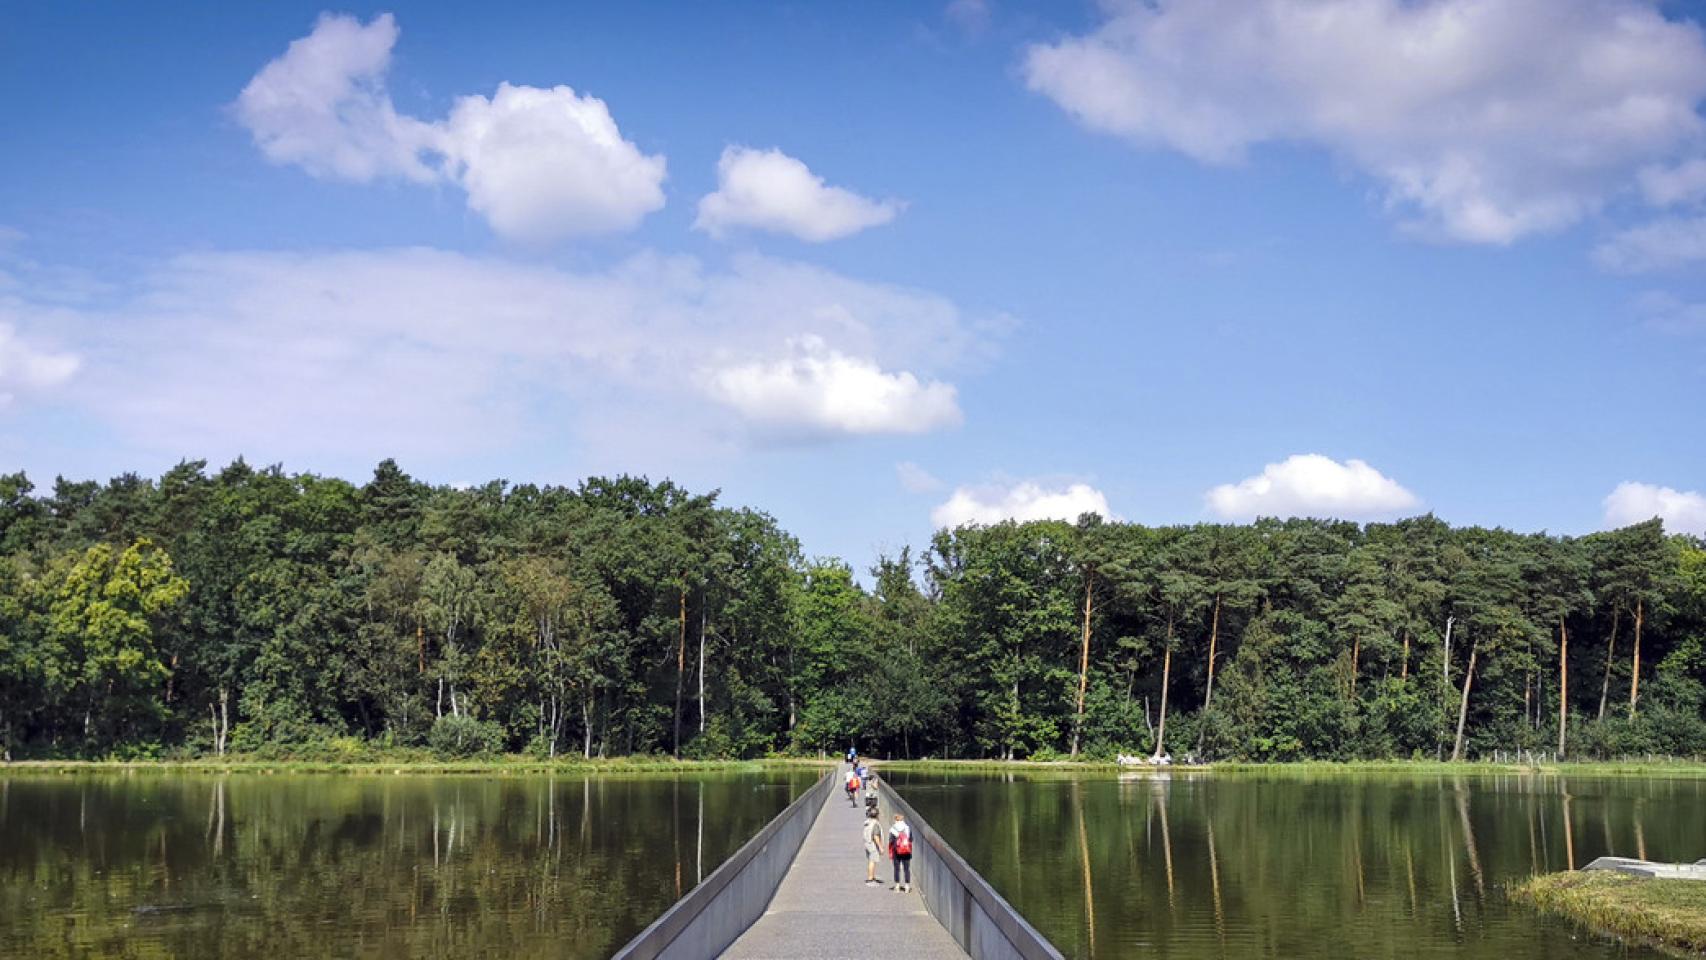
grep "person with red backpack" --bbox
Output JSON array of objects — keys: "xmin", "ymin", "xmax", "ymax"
[
  {"xmin": 887, "ymin": 813, "xmax": 914, "ymax": 892},
  {"xmin": 845, "ymin": 767, "xmax": 862, "ymax": 806}
]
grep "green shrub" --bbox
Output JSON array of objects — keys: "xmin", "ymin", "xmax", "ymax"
[{"xmin": 428, "ymin": 715, "xmax": 506, "ymax": 758}]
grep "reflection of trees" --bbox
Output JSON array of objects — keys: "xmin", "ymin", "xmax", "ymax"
[
  {"xmin": 0, "ymin": 772, "xmax": 812, "ymax": 959},
  {"xmin": 895, "ymin": 770, "xmax": 1706, "ymax": 960}
]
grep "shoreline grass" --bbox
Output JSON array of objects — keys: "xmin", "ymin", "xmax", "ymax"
[
  {"xmin": 876, "ymin": 757, "xmax": 1706, "ymax": 778},
  {"xmin": 1514, "ymin": 871, "xmax": 1706, "ymax": 954},
  {"xmin": 5, "ymin": 755, "xmax": 1705, "ymax": 778},
  {"xmin": 0, "ymin": 756, "xmax": 833, "ymax": 777}
]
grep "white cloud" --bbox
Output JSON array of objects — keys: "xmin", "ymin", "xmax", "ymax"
[
  {"xmin": 0, "ymin": 248, "xmax": 982, "ymax": 464},
  {"xmin": 234, "ymin": 13, "xmax": 439, "ymax": 183},
  {"xmin": 1205, "ymin": 454, "xmax": 1420, "ymax": 520},
  {"xmin": 1603, "ymin": 481, "xmax": 1706, "ymax": 536},
  {"xmin": 931, "ymin": 480, "xmax": 1112, "ymax": 529},
  {"xmin": 1639, "ymin": 158, "xmax": 1706, "ymax": 206},
  {"xmin": 1594, "ymin": 217, "xmax": 1706, "ymax": 272},
  {"xmin": 896, "ymin": 461, "xmax": 944, "ymax": 493},
  {"xmin": 1023, "ymin": 0, "xmax": 1706, "ymax": 244},
  {"xmin": 0, "ymin": 322, "xmax": 79, "ymax": 405},
  {"xmin": 695, "ymin": 147, "xmax": 902, "ymax": 242},
  {"xmin": 702, "ymin": 336, "xmax": 959, "ymax": 439},
  {"xmin": 236, "ymin": 13, "xmax": 665, "ymax": 241},
  {"xmin": 443, "ymin": 84, "xmax": 666, "ymax": 242}
]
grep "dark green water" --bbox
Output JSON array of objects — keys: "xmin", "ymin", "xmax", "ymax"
[
  {"xmin": 0, "ymin": 771, "xmax": 815, "ymax": 959},
  {"xmin": 893, "ymin": 771, "xmax": 1705, "ymax": 959}
]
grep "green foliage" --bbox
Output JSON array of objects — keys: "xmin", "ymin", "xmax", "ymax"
[
  {"xmin": 0, "ymin": 458, "xmax": 1703, "ymax": 763},
  {"xmin": 427, "ymin": 714, "xmax": 506, "ymax": 758}
]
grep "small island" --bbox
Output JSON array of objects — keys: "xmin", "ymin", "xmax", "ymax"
[{"xmin": 1515, "ymin": 869, "xmax": 1706, "ymax": 954}]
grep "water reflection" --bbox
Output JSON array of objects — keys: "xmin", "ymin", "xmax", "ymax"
[
  {"xmin": 0, "ymin": 771, "xmax": 812, "ymax": 960},
  {"xmin": 893, "ymin": 770, "xmax": 1705, "ymax": 960}
]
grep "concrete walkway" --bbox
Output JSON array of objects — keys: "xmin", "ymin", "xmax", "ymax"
[
  {"xmin": 1584, "ymin": 856, "xmax": 1706, "ymax": 880},
  {"xmin": 721, "ymin": 775, "xmax": 967, "ymax": 959}
]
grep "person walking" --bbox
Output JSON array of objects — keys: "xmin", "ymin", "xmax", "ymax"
[
  {"xmin": 861, "ymin": 807, "xmax": 885, "ymax": 886},
  {"xmin": 845, "ymin": 766, "xmax": 861, "ymax": 806},
  {"xmin": 888, "ymin": 813, "xmax": 914, "ymax": 892}
]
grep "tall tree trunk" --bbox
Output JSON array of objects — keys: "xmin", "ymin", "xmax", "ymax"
[
  {"xmin": 698, "ymin": 607, "xmax": 707, "ymax": 735},
  {"xmin": 1628, "ymin": 598, "xmax": 1644, "ymax": 718},
  {"xmin": 673, "ymin": 587, "xmax": 686, "ymax": 758},
  {"xmin": 1442, "ymin": 616, "xmax": 1454, "ymax": 689},
  {"xmin": 1450, "ymin": 638, "xmax": 1479, "ymax": 762},
  {"xmin": 1195, "ymin": 594, "xmax": 1223, "ymax": 756},
  {"xmin": 1152, "ymin": 614, "xmax": 1174, "ymax": 760},
  {"xmin": 1557, "ymin": 616, "xmax": 1569, "ymax": 759},
  {"xmin": 1400, "ymin": 628, "xmax": 1410, "ymax": 680},
  {"xmin": 1203, "ymin": 594, "xmax": 1222, "ymax": 710},
  {"xmin": 1350, "ymin": 635, "xmax": 1361, "ymax": 698},
  {"xmin": 1070, "ymin": 569, "xmax": 1095, "ymax": 757},
  {"xmin": 417, "ymin": 625, "xmax": 425, "ymax": 675},
  {"xmin": 1597, "ymin": 606, "xmax": 1620, "ymax": 721},
  {"xmin": 582, "ymin": 694, "xmax": 593, "ymax": 760}
]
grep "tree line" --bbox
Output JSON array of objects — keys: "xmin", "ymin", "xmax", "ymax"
[{"xmin": 0, "ymin": 459, "xmax": 1702, "ymax": 762}]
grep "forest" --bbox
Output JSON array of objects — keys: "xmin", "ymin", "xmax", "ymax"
[{"xmin": 0, "ymin": 459, "xmax": 1703, "ymax": 763}]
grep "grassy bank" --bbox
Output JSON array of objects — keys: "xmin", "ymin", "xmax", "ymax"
[
  {"xmin": 1514, "ymin": 871, "xmax": 1706, "ymax": 954},
  {"xmin": 876, "ymin": 757, "xmax": 1706, "ymax": 778},
  {"xmin": 0, "ymin": 756, "xmax": 832, "ymax": 777},
  {"xmin": 8, "ymin": 755, "xmax": 1706, "ymax": 778}
]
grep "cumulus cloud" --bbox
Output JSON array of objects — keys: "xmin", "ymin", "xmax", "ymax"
[
  {"xmin": 1594, "ymin": 217, "xmax": 1706, "ymax": 272},
  {"xmin": 1205, "ymin": 454, "xmax": 1420, "ymax": 520},
  {"xmin": 702, "ymin": 336, "xmax": 958, "ymax": 439},
  {"xmin": 1023, "ymin": 0, "xmax": 1706, "ymax": 244},
  {"xmin": 896, "ymin": 461, "xmax": 944, "ymax": 494},
  {"xmin": 0, "ymin": 248, "xmax": 982, "ymax": 464},
  {"xmin": 236, "ymin": 13, "xmax": 665, "ymax": 241},
  {"xmin": 1603, "ymin": 481, "xmax": 1706, "ymax": 536},
  {"xmin": 931, "ymin": 480, "xmax": 1112, "ymax": 529},
  {"xmin": 695, "ymin": 147, "xmax": 902, "ymax": 242},
  {"xmin": 234, "ymin": 13, "xmax": 439, "ymax": 183}
]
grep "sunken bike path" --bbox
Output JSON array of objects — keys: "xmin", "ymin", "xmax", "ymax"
[{"xmin": 720, "ymin": 775, "xmax": 967, "ymax": 959}]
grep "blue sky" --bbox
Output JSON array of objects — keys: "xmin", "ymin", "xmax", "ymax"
[{"xmin": 3, "ymin": 0, "xmax": 1705, "ymax": 567}]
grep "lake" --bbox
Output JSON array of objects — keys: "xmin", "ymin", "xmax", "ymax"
[
  {"xmin": 890, "ymin": 769, "xmax": 1706, "ymax": 959},
  {"xmin": 3, "ymin": 768, "xmax": 1699, "ymax": 959},
  {"xmin": 0, "ymin": 770, "xmax": 816, "ymax": 959}
]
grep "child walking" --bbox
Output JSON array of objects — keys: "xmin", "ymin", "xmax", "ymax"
[{"xmin": 862, "ymin": 808, "xmax": 885, "ymax": 886}]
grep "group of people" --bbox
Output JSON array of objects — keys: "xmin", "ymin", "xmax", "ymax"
[{"xmin": 846, "ymin": 747, "xmax": 914, "ymax": 892}]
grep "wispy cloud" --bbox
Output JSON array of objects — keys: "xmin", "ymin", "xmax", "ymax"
[
  {"xmin": 896, "ymin": 461, "xmax": 944, "ymax": 494},
  {"xmin": 2, "ymin": 247, "xmax": 987, "ymax": 465},
  {"xmin": 1024, "ymin": 0, "xmax": 1706, "ymax": 244}
]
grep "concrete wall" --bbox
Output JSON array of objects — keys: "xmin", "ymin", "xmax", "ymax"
[
  {"xmin": 878, "ymin": 780, "xmax": 1065, "ymax": 960},
  {"xmin": 611, "ymin": 770, "xmax": 832, "ymax": 960}
]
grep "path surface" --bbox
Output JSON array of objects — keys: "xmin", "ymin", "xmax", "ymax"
[{"xmin": 721, "ymin": 775, "xmax": 967, "ymax": 959}]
